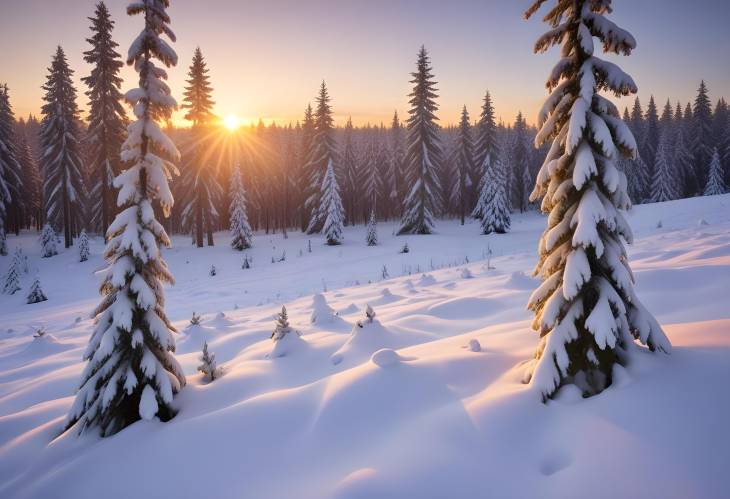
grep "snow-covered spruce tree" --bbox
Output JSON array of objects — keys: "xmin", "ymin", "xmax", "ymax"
[
  {"xmin": 0, "ymin": 84, "xmax": 24, "ymax": 238},
  {"xmin": 389, "ymin": 110, "xmax": 406, "ymax": 216},
  {"xmin": 305, "ymin": 82, "xmax": 337, "ymax": 234},
  {"xmin": 65, "ymin": 0, "xmax": 185, "ymax": 437},
  {"xmin": 366, "ymin": 208, "xmax": 378, "ymax": 246},
  {"xmin": 692, "ymin": 81, "xmax": 714, "ymax": 191},
  {"xmin": 472, "ymin": 90, "xmax": 499, "ymax": 216},
  {"xmin": 16, "ymin": 132, "xmax": 42, "ymax": 231},
  {"xmin": 641, "ymin": 95, "xmax": 659, "ymax": 172},
  {"xmin": 673, "ymin": 126, "xmax": 695, "ymax": 198},
  {"xmin": 179, "ymin": 47, "xmax": 221, "ymax": 247},
  {"xmin": 297, "ymin": 104, "xmax": 315, "ymax": 231},
  {"xmin": 320, "ymin": 159, "xmax": 344, "ymax": 245},
  {"xmin": 454, "ymin": 106, "xmax": 475, "ymax": 225},
  {"xmin": 83, "ymin": 1, "xmax": 128, "ymax": 235},
  {"xmin": 26, "ymin": 275, "xmax": 48, "ymax": 304},
  {"xmin": 398, "ymin": 46, "xmax": 443, "ymax": 235},
  {"xmin": 2, "ymin": 252, "xmax": 21, "ymax": 294},
  {"xmin": 341, "ymin": 117, "xmax": 359, "ymax": 225},
  {"xmin": 476, "ymin": 153, "xmax": 511, "ymax": 234},
  {"xmin": 0, "ymin": 228, "xmax": 6, "ymax": 256},
  {"xmin": 649, "ymin": 135, "xmax": 678, "ymax": 203},
  {"xmin": 78, "ymin": 229, "xmax": 90, "ymax": 262},
  {"xmin": 229, "ymin": 164, "xmax": 253, "ymax": 250},
  {"xmin": 40, "ymin": 223, "xmax": 58, "ymax": 257},
  {"xmin": 524, "ymin": 0, "xmax": 670, "ymax": 400},
  {"xmin": 197, "ymin": 341, "xmax": 219, "ymax": 382},
  {"xmin": 704, "ymin": 148, "xmax": 725, "ymax": 196},
  {"xmin": 41, "ymin": 47, "xmax": 86, "ymax": 249}
]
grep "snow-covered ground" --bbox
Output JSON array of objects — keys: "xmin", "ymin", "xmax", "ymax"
[{"xmin": 1, "ymin": 194, "xmax": 729, "ymax": 499}]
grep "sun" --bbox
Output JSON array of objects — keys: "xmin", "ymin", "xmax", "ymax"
[{"xmin": 223, "ymin": 114, "xmax": 240, "ymax": 131}]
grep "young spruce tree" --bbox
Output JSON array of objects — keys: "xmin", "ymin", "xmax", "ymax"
[
  {"xmin": 229, "ymin": 164, "xmax": 253, "ymax": 250},
  {"xmin": 66, "ymin": 0, "xmax": 185, "ymax": 436},
  {"xmin": 524, "ymin": 0, "xmax": 670, "ymax": 400},
  {"xmin": 83, "ymin": 1, "xmax": 128, "ymax": 234},
  {"xmin": 704, "ymin": 148, "xmax": 725, "ymax": 196},
  {"xmin": 320, "ymin": 159, "xmax": 344, "ymax": 245},
  {"xmin": 398, "ymin": 46, "xmax": 443, "ymax": 235}
]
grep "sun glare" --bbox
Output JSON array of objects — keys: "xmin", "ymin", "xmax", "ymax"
[{"xmin": 223, "ymin": 114, "xmax": 240, "ymax": 131}]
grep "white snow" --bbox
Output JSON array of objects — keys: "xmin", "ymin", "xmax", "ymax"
[{"xmin": 0, "ymin": 194, "xmax": 729, "ymax": 498}]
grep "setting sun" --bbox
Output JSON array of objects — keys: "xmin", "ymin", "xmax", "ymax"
[{"xmin": 223, "ymin": 114, "xmax": 240, "ymax": 131}]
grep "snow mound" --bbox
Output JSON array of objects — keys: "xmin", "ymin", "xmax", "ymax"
[
  {"xmin": 269, "ymin": 331, "xmax": 306, "ymax": 358},
  {"xmin": 460, "ymin": 268, "xmax": 474, "ymax": 279},
  {"xmin": 330, "ymin": 317, "xmax": 399, "ymax": 366},
  {"xmin": 22, "ymin": 333, "xmax": 71, "ymax": 356},
  {"xmin": 338, "ymin": 303, "xmax": 359, "ymax": 315},
  {"xmin": 310, "ymin": 293, "xmax": 338, "ymax": 324},
  {"xmin": 177, "ymin": 324, "xmax": 222, "ymax": 354},
  {"xmin": 370, "ymin": 348, "xmax": 403, "ymax": 367},
  {"xmin": 504, "ymin": 271, "xmax": 535, "ymax": 289},
  {"xmin": 371, "ymin": 287, "xmax": 404, "ymax": 305},
  {"xmin": 417, "ymin": 274, "xmax": 437, "ymax": 286},
  {"xmin": 427, "ymin": 297, "xmax": 500, "ymax": 320}
]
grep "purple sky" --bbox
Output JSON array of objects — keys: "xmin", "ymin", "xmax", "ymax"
[{"xmin": 1, "ymin": 0, "xmax": 728, "ymax": 127}]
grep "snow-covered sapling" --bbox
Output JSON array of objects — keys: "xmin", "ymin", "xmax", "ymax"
[
  {"xmin": 40, "ymin": 224, "xmax": 58, "ymax": 258},
  {"xmin": 209, "ymin": 265, "xmax": 216, "ymax": 276},
  {"xmin": 229, "ymin": 165, "xmax": 253, "ymax": 250},
  {"xmin": 197, "ymin": 341, "xmax": 220, "ymax": 382},
  {"xmin": 399, "ymin": 242, "xmax": 409, "ymax": 254},
  {"xmin": 2, "ymin": 254, "xmax": 21, "ymax": 294},
  {"xmin": 308, "ymin": 240, "xmax": 312, "ymax": 253},
  {"xmin": 33, "ymin": 326, "xmax": 47, "ymax": 338},
  {"xmin": 242, "ymin": 255, "xmax": 251, "ymax": 269},
  {"xmin": 78, "ymin": 229, "xmax": 90, "ymax": 262},
  {"xmin": 190, "ymin": 312, "xmax": 202, "ymax": 325},
  {"xmin": 381, "ymin": 264, "xmax": 389, "ymax": 279},
  {"xmin": 366, "ymin": 209, "xmax": 378, "ymax": 246},
  {"xmin": 278, "ymin": 250, "xmax": 286, "ymax": 262},
  {"xmin": 26, "ymin": 275, "xmax": 48, "ymax": 304},
  {"xmin": 320, "ymin": 159, "xmax": 345, "ymax": 245},
  {"xmin": 271, "ymin": 305, "xmax": 296, "ymax": 340},
  {"xmin": 703, "ymin": 148, "xmax": 726, "ymax": 196}
]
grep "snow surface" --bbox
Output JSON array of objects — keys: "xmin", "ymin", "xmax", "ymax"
[{"xmin": 1, "ymin": 194, "xmax": 729, "ymax": 498}]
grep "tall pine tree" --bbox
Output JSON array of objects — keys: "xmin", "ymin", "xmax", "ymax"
[
  {"xmin": 524, "ymin": 0, "xmax": 670, "ymax": 400},
  {"xmin": 83, "ymin": 1, "xmax": 128, "ymax": 235},
  {"xmin": 398, "ymin": 46, "xmax": 443, "ymax": 235},
  {"xmin": 473, "ymin": 90, "xmax": 498, "ymax": 214},
  {"xmin": 40, "ymin": 47, "xmax": 86, "ymax": 248},
  {"xmin": 179, "ymin": 48, "xmax": 221, "ymax": 247},
  {"xmin": 305, "ymin": 82, "xmax": 337, "ymax": 234},
  {"xmin": 453, "ymin": 106, "xmax": 474, "ymax": 225},
  {"xmin": 0, "ymin": 85, "xmax": 24, "ymax": 237},
  {"xmin": 66, "ymin": 0, "xmax": 185, "ymax": 437},
  {"xmin": 692, "ymin": 80, "xmax": 714, "ymax": 191}
]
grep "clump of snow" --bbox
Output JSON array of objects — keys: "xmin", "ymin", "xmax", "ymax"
[
  {"xmin": 417, "ymin": 274, "xmax": 436, "ymax": 286},
  {"xmin": 370, "ymin": 348, "xmax": 403, "ymax": 367},
  {"xmin": 467, "ymin": 338, "xmax": 481, "ymax": 352},
  {"xmin": 310, "ymin": 293, "xmax": 338, "ymax": 324},
  {"xmin": 460, "ymin": 268, "xmax": 474, "ymax": 279}
]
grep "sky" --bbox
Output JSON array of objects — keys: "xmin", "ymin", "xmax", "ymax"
[{"xmin": 1, "ymin": 0, "xmax": 729, "ymax": 128}]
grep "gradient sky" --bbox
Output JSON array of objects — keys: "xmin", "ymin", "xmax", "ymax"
[{"xmin": 1, "ymin": 0, "xmax": 729, "ymax": 127}]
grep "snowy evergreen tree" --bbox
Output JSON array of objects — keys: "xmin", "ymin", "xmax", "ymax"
[
  {"xmin": 229, "ymin": 164, "xmax": 253, "ymax": 250},
  {"xmin": 83, "ymin": 1, "xmax": 128, "ymax": 235},
  {"xmin": 366, "ymin": 208, "xmax": 377, "ymax": 246},
  {"xmin": 475, "ymin": 153, "xmax": 510, "ymax": 234},
  {"xmin": 271, "ymin": 305, "xmax": 294, "ymax": 341},
  {"xmin": 26, "ymin": 275, "xmax": 48, "ymax": 304},
  {"xmin": 197, "ymin": 341, "xmax": 219, "ymax": 381},
  {"xmin": 298, "ymin": 104, "xmax": 316, "ymax": 231},
  {"xmin": 649, "ymin": 136, "xmax": 678, "ymax": 202},
  {"xmin": 66, "ymin": 0, "xmax": 185, "ymax": 437},
  {"xmin": 41, "ymin": 47, "xmax": 86, "ymax": 249},
  {"xmin": 398, "ymin": 46, "xmax": 443, "ymax": 235},
  {"xmin": 16, "ymin": 132, "xmax": 42, "ymax": 231},
  {"xmin": 524, "ymin": 0, "xmax": 670, "ymax": 400},
  {"xmin": 473, "ymin": 90, "xmax": 499, "ymax": 212},
  {"xmin": 0, "ymin": 228, "xmax": 6, "ymax": 256},
  {"xmin": 642, "ymin": 95, "xmax": 660, "ymax": 172},
  {"xmin": 673, "ymin": 127, "xmax": 696, "ymax": 198},
  {"xmin": 341, "ymin": 117, "xmax": 359, "ymax": 225},
  {"xmin": 2, "ymin": 252, "xmax": 21, "ymax": 294},
  {"xmin": 509, "ymin": 112, "xmax": 533, "ymax": 212},
  {"xmin": 40, "ymin": 223, "xmax": 58, "ymax": 258},
  {"xmin": 704, "ymin": 148, "xmax": 725, "ymax": 196},
  {"xmin": 454, "ymin": 106, "xmax": 475, "ymax": 225},
  {"xmin": 305, "ymin": 82, "xmax": 337, "ymax": 234},
  {"xmin": 78, "ymin": 229, "xmax": 90, "ymax": 262},
  {"xmin": 389, "ymin": 111, "xmax": 406, "ymax": 216},
  {"xmin": 319, "ymin": 159, "xmax": 344, "ymax": 245},
  {"xmin": 179, "ymin": 48, "xmax": 221, "ymax": 247},
  {"xmin": 692, "ymin": 81, "xmax": 714, "ymax": 191},
  {"xmin": 0, "ymin": 84, "xmax": 23, "ymax": 237}
]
